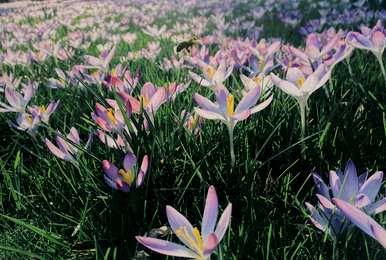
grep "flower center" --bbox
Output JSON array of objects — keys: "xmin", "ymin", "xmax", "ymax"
[
  {"xmin": 26, "ymin": 114, "xmax": 33, "ymax": 124},
  {"xmin": 226, "ymin": 94, "xmax": 234, "ymax": 116},
  {"xmin": 253, "ymin": 75, "xmax": 261, "ymax": 84},
  {"xmin": 39, "ymin": 105, "xmax": 46, "ymax": 113},
  {"xmin": 175, "ymin": 226, "xmax": 203, "ymax": 255},
  {"xmin": 140, "ymin": 95, "xmax": 150, "ymax": 106},
  {"xmin": 296, "ymin": 77, "xmax": 305, "ymax": 87},
  {"xmin": 119, "ymin": 169, "xmax": 135, "ymax": 186},
  {"xmin": 106, "ymin": 108, "xmax": 118, "ymax": 125},
  {"xmin": 205, "ymin": 66, "xmax": 215, "ymax": 79},
  {"xmin": 258, "ymin": 58, "xmax": 265, "ymax": 72}
]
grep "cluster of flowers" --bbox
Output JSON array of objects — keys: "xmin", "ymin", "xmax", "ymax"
[{"xmin": 0, "ymin": 0, "xmax": 385, "ymax": 258}]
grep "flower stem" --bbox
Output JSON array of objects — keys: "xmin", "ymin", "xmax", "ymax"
[
  {"xmin": 227, "ymin": 125, "xmax": 235, "ymax": 168},
  {"xmin": 299, "ymin": 101, "xmax": 306, "ymax": 156},
  {"xmin": 346, "ymin": 57, "xmax": 353, "ymax": 76},
  {"xmin": 377, "ymin": 55, "xmax": 386, "ymax": 84}
]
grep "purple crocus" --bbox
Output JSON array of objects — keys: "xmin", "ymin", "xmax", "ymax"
[
  {"xmin": 306, "ymin": 160, "xmax": 386, "ymax": 238},
  {"xmin": 346, "ymin": 20, "xmax": 386, "ymax": 82},
  {"xmin": 333, "ymin": 198, "xmax": 386, "ymax": 248},
  {"xmin": 102, "ymin": 153, "xmax": 149, "ymax": 192},
  {"xmin": 28, "ymin": 100, "xmax": 59, "ymax": 124},
  {"xmin": 194, "ymin": 83, "xmax": 273, "ymax": 167},
  {"xmin": 83, "ymin": 45, "xmax": 116, "ymax": 71},
  {"xmin": 45, "ymin": 127, "xmax": 80, "ymax": 164},
  {"xmin": 271, "ymin": 63, "xmax": 331, "ymax": 135},
  {"xmin": 136, "ymin": 186, "xmax": 232, "ymax": 259},
  {"xmin": 13, "ymin": 112, "xmax": 41, "ymax": 135},
  {"xmin": 0, "ymin": 83, "xmax": 36, "ymax": 113},
  {"xmin": 189, "ymin": 59, "xmax": 233, "ymax": 92}
]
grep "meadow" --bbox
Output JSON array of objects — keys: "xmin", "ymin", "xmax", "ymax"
[{"xmin": 0, "ymin": 0, "xmax": 386, "ymax": 259}]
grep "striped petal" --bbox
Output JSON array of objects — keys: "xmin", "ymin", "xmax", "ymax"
[{"xmin": 136, "ymin": 236, "xmax": 199, "ymax": 258}]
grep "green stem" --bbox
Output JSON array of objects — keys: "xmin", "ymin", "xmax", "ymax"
[
  {"xmin": 227, "ymin": 125, "xmax": 235, "ymax": 168},
  {"xmin": 299, "ymin": 101, "xmax": 306, "ymax": 156},
  {"xmin": 377, "ymin": 55, "xmax": 386, "ymax": 84},
  {"xmin": 346, "ymin": 57, "xmax": 353, "ymax": 76},
  {"xmin": 299, "ymin": 102, "xmax": 306, "ymax": 138}
]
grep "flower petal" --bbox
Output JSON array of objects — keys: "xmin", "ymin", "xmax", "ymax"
[
  {"xmin": 235, "ymin": 87, "xmax": 260, "ymax": 113},
  {"xmin": 136, "ymin": 236, "xmax": 199, "ymax": 258},
  {"xmin": 194, "ymin": 108, "xmax": 225, "ymax": 121},
  {"xmin": 123, "ymin": 153, "xmax": 137, "ymax": 171},
  {"xmin": 214, "ymin": 203, "xmax": 232, "ymax": 242},
  {"xmin": 271, "ymin": 74, "xmax": 301, "ymax": 97},
  {"xmin": 359, "ymin": 171, "xmax": 383, "ymax": 203},
  {"xmin": 203, "ymin": 233, "xmax": 219, "ymax": 256},
  {"xmin": 202, "ymin": 186, "xmax": 218, "ymax": 242},
  {"xmin": 166, "ymin": 206, "xmax": 196, "ymax": 251},
  {"xmin": 333, "ymin": 198, "xmax": 386, "ymax": 248}
]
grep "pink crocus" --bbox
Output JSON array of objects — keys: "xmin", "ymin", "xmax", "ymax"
[
  {"xmin": 28, "ymin": 100, "xmax": 59, "ymax": 124},
  {"xmin": 91, "ymin": 99, "xmax": 131, "ymax": 133},
  {"xmin": 119, "ymin": 82, "xmax": 167, "ymax": 128},
  {"xmin": 194, "ymin": 83, "xmax": 273, "ymax": 167},
  {"xmin": 45, "ymin": 127, "xmax": 80, "ymax": 163},
  {"xmin": 102, "ymin": 153, "xmax": 149, "ymax": 192},
  {"xmin": 83, "ymin": 45, "xmax": 116, "ymax": 71},
  {"xmin": 48, "ymin": 69, "xmax": 67, "ymax": 89},
  {"xmin": 333, "ymin": 198, "xmax": 386, "ymax": 248},
  {"xmin": 136, "ymin": 186, "xmax": 232, "ymax": 259},
  {"xmin": 13, "ymin": 112, "xmax": 41, "ymax": 135},
  {"xmin": 0, "ymin": 82, "xmax": 36, "ymax": 113},
  {"xmin": 346, "ymin": 20, "xmax": 386, "ymax": 82},
  {"xmin": 271, "ymin": 63, "xmax": 331, "ymax": 135},
  {"xmin": 178, "ymin": 110, "xmax": 204, "ymax": 136},
  {"xmin": 189, "ymin": 59, "xmax": 233, "ymax": 92}
]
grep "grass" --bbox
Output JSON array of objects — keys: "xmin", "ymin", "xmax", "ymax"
[{"xmin": 1, "ymin": 1, "xmax": 386, "ymax": 259}]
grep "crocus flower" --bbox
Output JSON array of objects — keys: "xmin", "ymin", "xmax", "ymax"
[
  {"xmin": 0, "ymin": 83, "xmax": 36, "ymax": 113},
  {"xmin": 247, "ymin": 39, "xmax": 280, "ymax": 75},
  {"xmin": 28, "ymin": 101, "xmax": 59, "ymax": 124},
  {"xmin": 271, "ymin": 63, "xmax": 331, "ymax": 135},
  {"xmin": 306, "ymin": 160, "xmax": 386, "ymax": 238},
  {"xmin": 102, "ymin": 153, "xmax": 149, "ymax": 192},
  {"xmin": 45, "ymin": 127, "xmax": 80, "ymax": 164},
  {"xmin": 119, "ymin": 82, "xmax": 167, "ymax": 129},
  {"xmin": 83, "ymin": 45, "xmax": 116, "ymax": 71},
  {"xmin": 189, "ymin": 60, "xmax": 233, "ymax": 92},
  {"xmin": 240, "ymin": 74, "xmax": 272, "ymax": 96},
  {"xmin": 194, "ymin": 83, "xmax": 273, "ymax": 167},
  {"xmin": 346, "ymin": 20, "xmax": 386, "ymax": 82},
  {"xmin": 178, "ymin": 110, "xmax": 204, "ymax": 136},
  {"xmin": 136, "ymin": 186, "xmax": 232, "ymax": 259},
  {"xmin": 91, "ymin": 99, "xmax": 131, "ymax": 133},
  {"xmin": 12, "ymin": 112, "xmax": 41, "ymax": 135},
  {"xmin": 48, "ymin": 69, "xmax": 67, "ymax": 89},
  {"xmin": 333, "ymin": 198, "xmax": 386, "ymax": 248}
]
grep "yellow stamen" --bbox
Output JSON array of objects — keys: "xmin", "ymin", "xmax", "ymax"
[
  {"xmin": 226, "ymin": 94, "xmax": 234, "ymax": 116},
  {"xmin": 111, "ymin": 68, "xmax": 117, "ymax": 77},
  {"xmin": 296, "ymin": 77, "xmax": 305, "ymax": 88},
  {"xmin": 253, "ymin": 75, "xmax": 261, "ymax": 85},
  {"xmin": 26, "ymin": 114, "xmax": 33, "ymax": 124},
  {"xmin": 119, "ymin": 169, "xmax": 135, "ymax": 186},
  {"xmin": 175, "ymin": 226, "xmax": 204, "ymax": 255},
  {"xmin": 258, "ymin": 58, "xmax": 265, "ymax": 72},
  {"xmin": 139, "ymin": 95, "xmax": 149, "ymax": 106},
  {"xmin": 39, "ymin": 105, "xmax": 46, "ymax": 113},
  {"xmin": 205, "ymin": 66, "xmax": 215, "ymax": 79},
  {"xmin": 106, "ymin": 108, "xmax": 118, "ymax": 125}
]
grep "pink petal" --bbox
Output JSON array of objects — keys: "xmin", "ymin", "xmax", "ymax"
[
  {"xmin": 214, "ymin": 203, "xmax": 232, "ymax": 242},
  {"xmin": 135, "ymin": 236, "xmax": 199, "ymax": 258},
  {"xmin": 203, "ymin": 233, "xmax": 219, "ymax": 256},
  {"xmin": 202, "ymin": 186, "xmax": 218, "ymax": 242},
  {"xmin": 123, "ymin": 153, "xmax": 137, "ymax": 171}
]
